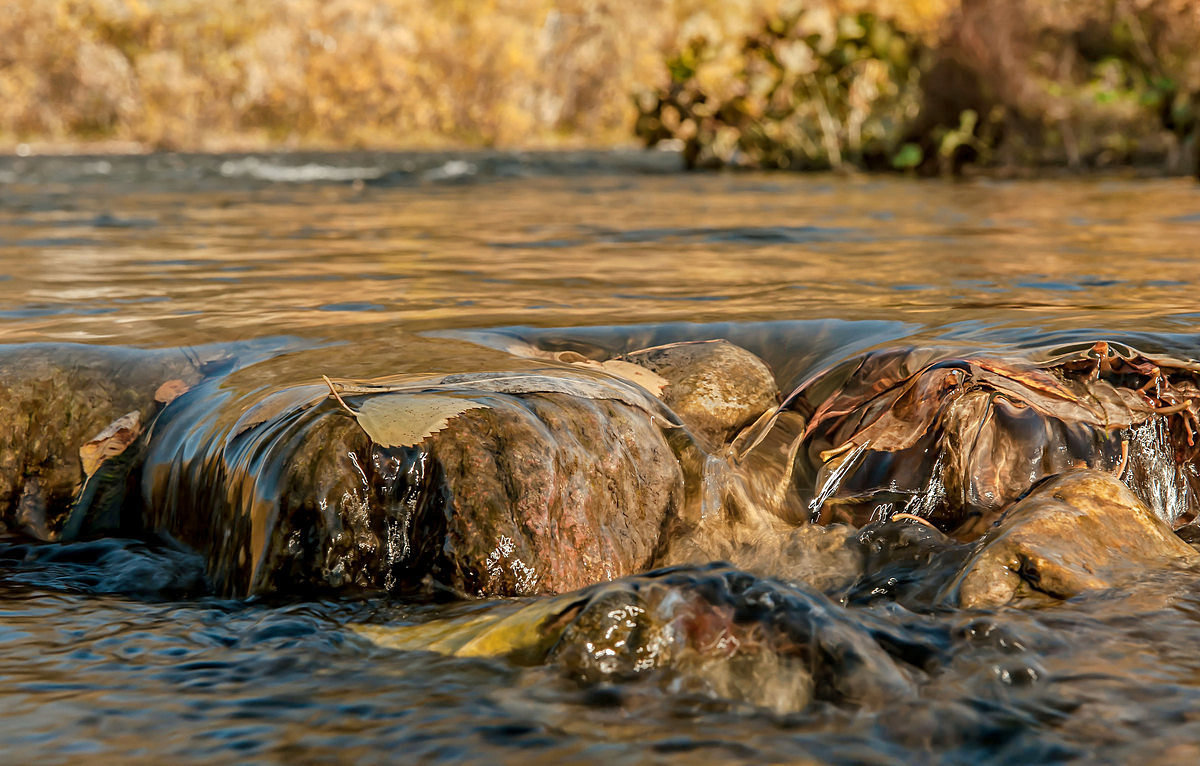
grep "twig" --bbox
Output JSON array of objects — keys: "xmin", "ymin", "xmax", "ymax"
[
  {"xmin": 890, "ymin": 512, "xmax": 940, "ymax": 532},
  {"xmin": 322, "ymin": 374, "xmax": 356, "ymax": 415}
]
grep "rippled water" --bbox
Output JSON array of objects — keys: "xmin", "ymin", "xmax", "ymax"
[{"xmin": 3, "ymin": 152, "xmax": 1200, "ymax": 763}]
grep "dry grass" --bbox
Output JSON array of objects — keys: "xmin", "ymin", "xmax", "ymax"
[
  {"xmin": 0, "ymin": 0, "xmax": 737, "ymax": 149},
  {"xmin": 0, "ymin": 1, "xmax": 953, "ymax": 151},
  {"xmin": 1, "ymin": 0, "xmax": 1197, "ymax": 172}
]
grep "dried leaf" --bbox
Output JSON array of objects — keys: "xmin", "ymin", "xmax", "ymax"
[
  {"xmin": 325, "ymin": 369, "xmax": 673, "ymax": 421},
  {"xmin": 349, "ymin": 393, "xmax": 489, "ymax": 448},
  {"xmin": 596, "ymin": 359, "xmax": 668, "ymax": 397},
  {"xmin": 545, "ymin": 350, "xmax": 671, "ymax": 395},
  {"xmin": 323, "ymin": 368, "xmax": 681, "ymax": 449},
  {"xmin": 968, "ymin": 358, "xmax": 1079, "ymax": 402},
  {"xmin": 543, "ymin": 356, "xmax": 668, "ymax": 397},
  {"xmin": 154, "ymin": 379, "xmax": 190, "ymax": 405},
  {"xmin": 79, "ymin": 411, "xmax": 142, "ymax": 478}
]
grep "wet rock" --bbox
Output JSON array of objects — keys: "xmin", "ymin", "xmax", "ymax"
[
  {"xmin": 848, "ymin": 518, "xmax": 971, "ymax": 608},
  {"xmin": 0, "ymin": 344, "xmax": 205, "ymax": 539},
  {"xmin": 949, "ymin": 470, "xmax": 1200, "ymax": 608},
  {"xmin": 785, "ymin": 342, "xmax": 1200, "ymax": 537},
  {"xmin": 623, "ymin": 340, "xmax": 779, "ymax": 448},
  {"xmin": 356, "ymin": 564, "xmax": 921, "ymax": 714},
  {"xmin": 427, "ymin": 393, "xmax": 686, "ymax": 596},
  {"xmin": 145, "ymin": 371, "xmax": 692, "ymax": 598}
]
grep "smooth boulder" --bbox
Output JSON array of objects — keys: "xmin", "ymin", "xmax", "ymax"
[
  {"xmin": 623, "ymin": 339, "xmax": 779, "ymax": 449},
  {"xmin": 0, "ymin": 344, "xmax": 204, "ymax": 540},
  {"xmin": 949, "ymin": 470, "xmax": 1200, "ymax": 608},
  {"xmin": 144, "ymin": 369, "xmax": 692, "ymax": 597}
]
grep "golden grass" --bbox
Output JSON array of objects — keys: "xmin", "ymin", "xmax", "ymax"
[
  {"xmin": 0, "ymin": 0, "xmax": 951, "ymax": 151},
  {"xmin": 2, "ymin": 0, "xmax": 1197, "ymax": 171}
]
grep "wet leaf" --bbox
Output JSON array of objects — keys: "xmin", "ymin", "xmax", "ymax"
[
  {"xmin": 348, "ymin": 393, "xmax": 490, "ymax": 449},
  {"xmin": 154, "ymin": 379, "xmax": 190, "ymax": 405},
  {"xmin": 79, "ymin": 411, "xmax": 142, "ymax": 479},
  {"xmin": 325, "ymin": 369, "xmax": 674, "ymax": 421},
  {"xmin": 968, "ymin": 358, "xmax": 1079, "ymax": 402},
  {"xmin": 789, "ymin": 342, "xmax": 1200, "ymax": 534}
]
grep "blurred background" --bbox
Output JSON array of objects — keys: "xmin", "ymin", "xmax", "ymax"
[{"xmin": 2, "ymin": 0, "xmax": 1198, "ymax": 174}]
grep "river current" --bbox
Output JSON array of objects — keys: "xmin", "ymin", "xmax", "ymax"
[{"xmin": 3, "ymin": 152, "xmax": 1200, "ymax": 763}]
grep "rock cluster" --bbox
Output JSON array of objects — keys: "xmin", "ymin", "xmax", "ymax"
[{"xmin": 5, "ymin": 338, "xmax": 1200, "ymax": 625}]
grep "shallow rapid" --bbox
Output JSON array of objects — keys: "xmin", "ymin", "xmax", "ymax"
[{"xmin": 3, "ymin": 152, "xmax": 1200, "ymax": 763}]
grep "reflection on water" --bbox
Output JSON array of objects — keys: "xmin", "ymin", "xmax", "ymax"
[
  {"xmin": 3, "ymin": 153, "xmax": 1200, "ymax": 762},
  {"xmin": 2, "ymin": 154, "xmax": 1200, "ymax": 346}
]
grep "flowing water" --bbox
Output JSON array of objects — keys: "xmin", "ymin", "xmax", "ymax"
[{"xmin": 3, "ymin": 152, "xmax": 1200, "ymax": 763}]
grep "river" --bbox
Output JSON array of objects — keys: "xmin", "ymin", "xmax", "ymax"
[{"xmin": 2, "ymin": 152, "xmax": 1200, "ymax": 763}]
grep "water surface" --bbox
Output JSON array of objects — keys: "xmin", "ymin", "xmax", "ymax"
[{"xmin": 2, "ymin": 153, "xmax": 1200, "ymax": 763}]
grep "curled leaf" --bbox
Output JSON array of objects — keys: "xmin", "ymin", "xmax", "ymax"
[{"xmin": 79, "ymin": 411, "xmax": 142, "ymax": 479}]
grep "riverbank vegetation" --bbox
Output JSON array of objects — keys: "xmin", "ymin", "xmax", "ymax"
[{"xmin": 2, "ymin": 1, "xmax": 1198, "ymax": 173}]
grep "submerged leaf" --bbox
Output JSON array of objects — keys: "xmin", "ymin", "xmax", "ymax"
[
  {"xmin": 354, "ymin": 596, "xmax": 573, "ymax": 662},
  {"xmin": 232, "ymin": 385, "xmax": 327, "ymax": 438}
]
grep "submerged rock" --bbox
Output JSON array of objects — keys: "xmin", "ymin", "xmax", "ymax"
[
  {"xmin": 949, "ymin": 470, "xmax": 1200, "ymax": 608},
  {"xmin": 356, "ymin": 564, "xmax": 925, "ymax": 714}
]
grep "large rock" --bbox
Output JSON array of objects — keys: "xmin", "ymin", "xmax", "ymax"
[
  {"xmin": 948, "ymin": 470, "xmax": 1200, "ymax": 608},
  {"xmin": 143, "ymin": 369, "xmax": 693, "ymax": 597},
  {"xmin": 426, "ymin": 392, "xmax": 686, "ymax": 596}
]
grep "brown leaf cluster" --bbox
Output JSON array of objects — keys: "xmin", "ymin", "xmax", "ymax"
[{"xmin": 792, "ymin": 341, "xmax": 1200, "ymax": 536}]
